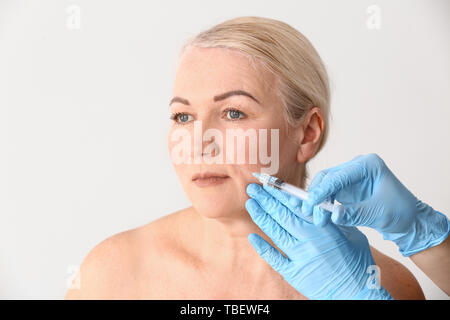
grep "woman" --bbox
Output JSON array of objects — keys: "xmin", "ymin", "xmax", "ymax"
[{"xmin": 65, "ymin": 16, "xmax": 424, "ymax": 299}]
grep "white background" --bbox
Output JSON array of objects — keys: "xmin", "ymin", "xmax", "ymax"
[{"xmin": 0, "ymin": 0, "xmax": 449, "ymax": 299}]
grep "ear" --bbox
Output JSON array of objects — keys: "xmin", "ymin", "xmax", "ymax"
[{"xmin": 295, "ymin": 107, "xmax": 324, "ymax": 163}]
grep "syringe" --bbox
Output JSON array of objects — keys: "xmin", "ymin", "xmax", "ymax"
[{"xmin": 252, "ymin": 172, "xmax": 341, "ymax": 222}]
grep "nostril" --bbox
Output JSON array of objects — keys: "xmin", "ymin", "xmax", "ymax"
[{"xmin": 202, "ymin": 145, "xmax": 219, "ymax": 157}]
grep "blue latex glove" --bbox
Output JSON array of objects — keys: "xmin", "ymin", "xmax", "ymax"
[
  {"xmin": 245, "ymin": 183, "xmax": 393, "ymax": 300},
  {"xmin": 302, "ymin": 153, "xmax": 450, "ymax": 257}
]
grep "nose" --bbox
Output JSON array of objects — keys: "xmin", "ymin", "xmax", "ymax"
[
  {"xmin": 193, "ymin": 120, "xmax": 221, "ymax": 162},
  {"xmin": 202, "ymin": 136, "xmax": 218, "ymax": 157}
]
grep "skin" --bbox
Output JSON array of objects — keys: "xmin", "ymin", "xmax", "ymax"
[
  {"xmin": 410, "ymin": 236, "xmax": 450, "ymax": 295},
  {"xmin": 65, "ymin": 47, "xmax": 425, "ymax": 299}
]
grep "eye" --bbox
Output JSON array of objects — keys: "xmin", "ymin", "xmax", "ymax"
[
  {"xmin": 224, "ymin": 108, "xmax": 246, "ymax": 120},
  {"xmin": 170, "ymin": 112, "xmax": 194, "ymax": 124}
]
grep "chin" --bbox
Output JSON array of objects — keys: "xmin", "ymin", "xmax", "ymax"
[{"xmin": 180, "ymin": 173, "xmax": 251, "ymax": 219}]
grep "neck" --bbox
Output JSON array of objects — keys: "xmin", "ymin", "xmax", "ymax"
[{"xmin": 192, "ymin": 207, "xmax": 278, "ymax": 277}]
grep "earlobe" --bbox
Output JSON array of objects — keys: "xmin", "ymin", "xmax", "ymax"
[{"xmin": 296, "ymin": 147, "xmax": 306, "ymax": 163}]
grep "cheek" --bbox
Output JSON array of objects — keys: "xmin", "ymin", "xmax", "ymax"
[
  {"xmin": 168, "ymin": 125, "xmax": 196, "ymax": 165},
  {"xmin": 277, "ymin": 128, "xmax": 298, "ymax": 161},
  {"xmin": 167, "ymin": 127, "xmax": 177, "ymax": 156}
]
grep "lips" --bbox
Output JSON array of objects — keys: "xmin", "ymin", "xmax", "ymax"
[
  {"xmin": 192, "ymin": 171, "xmax": 230, "ymax": 188},
  {"xmin": 192, "ymin": 172, "xmax": 229, "ymax": 181}
]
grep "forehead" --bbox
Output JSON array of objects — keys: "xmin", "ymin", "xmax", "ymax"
[{"xmin": 173, "ymin": 46, "xmax": 276, "ymax": 103}]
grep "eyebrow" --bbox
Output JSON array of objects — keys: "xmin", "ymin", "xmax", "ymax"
[{"xmin": 169, "ymin": 90, "xmax": 260, "ymax": 106}]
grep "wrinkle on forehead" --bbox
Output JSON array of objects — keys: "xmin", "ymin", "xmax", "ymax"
[{"xmin": 175, "ymin": 46, "xmax": 278, "ymax": 105}]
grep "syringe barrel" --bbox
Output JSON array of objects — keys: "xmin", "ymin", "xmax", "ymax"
[
  {"xmin": 276, "ymin": 181, "xmax": 339, "ymax": 214},
  {"xmin": 281, "ymin": 182, "xmax": 309, "ymax": 202}
]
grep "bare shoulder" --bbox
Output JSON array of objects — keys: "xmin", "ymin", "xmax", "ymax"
[
  {"xmin": 64, "ymin": 226, "xmax": 141, "ymax": 299},
  {"xmin": 370, "ymin": 246, "xmax": 425, "ymax": 300},
  {"xmin": 64, "ymin": 207, "xmax": 194, "ymax": 299}
]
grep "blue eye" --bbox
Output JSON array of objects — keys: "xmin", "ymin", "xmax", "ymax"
[
  {"xmin": 178, "ymin": 114, "xmax": 189, "ymax": 122},
  {"xmin": 170, "ymin": 113, "xmax": 193, "ymax": 124},
  {"xmin": 225, "ymin": 108, "xmax": 245, "ymax": 120}
]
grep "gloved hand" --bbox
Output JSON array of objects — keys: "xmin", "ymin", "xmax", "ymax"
[
  {"xmin": 302, "ymin": 153, "xmax": 449, "ymax": 257},
  {"xmin": 245, "ymin": 183, "xmax": 393, "ymax": 300}
]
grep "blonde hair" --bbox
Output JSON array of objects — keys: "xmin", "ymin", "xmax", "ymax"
[{"xmin": 180, "ymin": 16, "xmax": 331, "ymax": 187}]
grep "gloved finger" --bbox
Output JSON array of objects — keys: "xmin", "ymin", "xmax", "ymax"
[
  {"xmin": 245, "ymin": 198, "xmax": 298, "ymax": 251},
  {"xmin": 312, "ymin": 205, "xmax": 331, "ymax": 227},
  {"xmin": 306, "ymin": 158, "xmax": 360, "ymax": 194},
  {"xmin": 248, "ymin": 233, "xmax": 291, "ymax": 274},
  {"xmin": 331, "ymin": 205, "xmax": 349, "ymax": 225},
  {"xmin": 331, "ymin": 202, "xmax": 374, "ymax": 228},
  {"xmin": 299, "ymin": 184, "xmax": 342, "ymax": 219},
  {"xmin": 302, "ymin": 165, "xmax": 350, "ymax": 217},
  {"xmin": 301, "ymin": 169, "xmax": 331, "ymax": 217},
  {"xmin": 302, "ymin": 154, "xmax": 371, "ymax": 216},
  {"xmin": 307, "ymin": 163, "xmax": 367, "ymax": 209},
  {"xmin": 308, "ymin": 169, "xmax": 332, "ymax": 191},
  {"xmin": 247, "ymin": 184, "xmax": 307, "ymax": 239},
  {"xmin": 261, "ymin": 184, "xmax": 310, "ymax": 222}
]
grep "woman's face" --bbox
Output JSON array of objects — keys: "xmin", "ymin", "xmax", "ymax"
[{"xmin": 168, "ymin": 46, "xmax": 302, "ymax": 219}]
